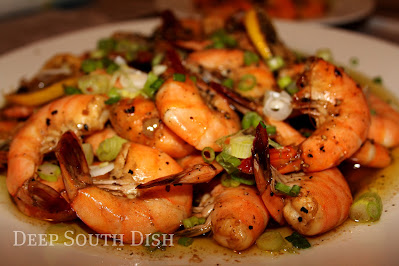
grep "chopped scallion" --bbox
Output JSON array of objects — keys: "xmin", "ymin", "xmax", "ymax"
[
  {"xmin": 216, "ymin": 151, "xmax": 241, "ymax": 174},
  {"xmin": 221, "ymin": 174, "xmax": 241, "ymax": 187},
  {"xmin": 285, "ymin": 232, "xmax": 311, "ymax": 249},
  {"xmin": 151, "ymin": 53, "xmax": 164, "ymax": 66},
  {"xmin": 373, "ymin": 76, "xmax": 383, "ymax": 84},
  {"xmin": 241, "ymin": 111, "xmax": 263, "ymax": 129},
  {"xmin": 277, "ymin": 76, "xmax": 292, "ymax": 89},
  {"xmin": 256, "ymin": 231, "xmax": 286, "ymax": 251},
  {"xmin": 275, "ymin": 182, "xmax": 301, "ymax": 196},
  {"xmin": 201, "ymin": 147, "xmax": 215, "ymax": 163},
  {"xmin": 97, "ymin": 38, "xmax": 116, "ymax": 53},
  {"xmin": 316, "ymin": 48, "xmax": 333, "ymax": 62},
  {"xmin": 64, "ymin": 86, "xmax": 82, "ymax": 95},
  {"xmin": 178, "ymin": 237, "xmax": 194, "ymax": 247},
  {"xmin": 267, "ymin": 56, "xmax": 285, "ymax": 72},
  {"xmin": 349, "ymin": 191, "xmax": 383, "ymax": 222},
  {"xmin": 97, "ymin": 135, "xmax": 128, "ymax": 162},
  {"xmin": 244, "ymin": 50, "xmax": 259, "ymax": 66},
  {"xmin": 37, "ymin": 163, "xmax": 61, "ymax": 182},
  {"xmin": 222, "ymin": 78, "xmax": 234, "ymax": 89},
  {"xmin": 173, "ymin": 73, "xmax": 186, "ymax": 82},
  {"xmin": 228, "ymin": 135, "xmax": 255, "ymax": 159},
  {"xmin": 238, "ymin": 74, "xmax": 257, "ymax": 91},
  {"xmin": 231, "ymin": 173, "xmax": 255, "ymax": 185}
]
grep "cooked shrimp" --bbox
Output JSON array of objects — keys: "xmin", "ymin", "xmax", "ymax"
[
  {"xmin": 7, "ymin": 94, "xmax": 109, "ymax": 221},
  {"xmin": 56, "ymin": 131, "xmax": 192, "ymax": 243},
  {"xmin": 348, "ymin": 140, "xmax": 392, "ymax": 168},
  {"xmin": 292, "ymin": 58, "xmax": 370, "ymax": 172},
  {"xmin": 367, "ymin": 93, "xmax": 399, "ymax": 148},
  {"xmin": 186, "ymin": 49, "xmax": 276, "ymax": 100},
  {"xmin": 110, "ymin": 96, "xmax": 194, "ymax": 158},
  {"xmin": 177, "ymin": 184, "xmax": 269, "ymax": 251},
  {"xmin": 156, "ymin": 76, "xmax": 240, "ymax": 151},
  {"xmin": 283, "ymin": 168, "xmax": 353, "ymax": 235}
]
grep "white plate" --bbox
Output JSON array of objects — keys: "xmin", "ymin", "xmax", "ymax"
[
  {"xmin": 154, "ymin": 0, "xmax": 376, "ymax": 25},
  {"xmin": 1, "ymin": 18, "xmax": 399, "ymax": 265}
]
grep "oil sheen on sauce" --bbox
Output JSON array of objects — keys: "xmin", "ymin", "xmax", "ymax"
[{"xmin": 0, "ymin": 70, "xmax": 398, "ymax": 264}]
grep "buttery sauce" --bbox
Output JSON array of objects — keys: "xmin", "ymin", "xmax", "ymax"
[{"xmin": 1, "ymin": 71, "xmax": 398, "ymax": 264}]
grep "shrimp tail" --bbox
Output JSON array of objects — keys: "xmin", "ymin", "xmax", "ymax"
[
  {"xmin": 136, "ymin": 163, "xmax": 221, "ymax": 189},
  {"xmin": 55, "ymin": 131, "xmax": 92, "ymax": 200},
  {"xmin": 14, "ymin": 179, "xmax": 76, "ymax": 221},
  {"xmin": 252, "ymin": 123, "xmax": 271, "ymax": 194},
  {"xmin": 252, "ymin": 123, "xmax": 285, "ymax": 224}
]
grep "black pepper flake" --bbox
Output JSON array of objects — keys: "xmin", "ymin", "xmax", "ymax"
[
  {"xmin": 165, "ymin": 185, "xmax": 171, "ymax": 192},
  {"xmin": 270, "ymin": 191, "xmax": 274, "ymax": 197},
  {"xmin": 320, "ymin": 146, "xmax": 325, "ymax": 152},
  {"xmin": 300, "ymin": 207, "xmax": 309, "ymax": 213},
  {"xmin": 248, "ymin": 225, "xmax": 253, "ymax": 230},
  {"xmin": 309, "ymin": 176, "xmax": 313, "ymax": 179},
  {"xmin": 334, "ymin": 67, "xmax": 342, "ymax": 77},
  {"xmin": 51, "ymin": 110, "xmax": 58, "ymax": 115},
  {"xmin": 124, "ymin": 106, "xmax": 135, "ymax": 114},
  {"xmin": 173, "ymin": 183, "xmax": 182, "ymax": 186},
  {"xmin": 298, "ymin": 217, "xmax": 303, "ymax": 222},
  {"xmin": 307, "ymin": 154, "xmax": 313, "ymax": 158},
  {"xmin": 166, "ymin": 161, "xmax": 169, "ymax": 165},
  {"xmin": 128, "ymin": 169, "xmax": 133, "ymax": 174},
  {"xmin": 46, "ymin": 118, "xmax": 51, "ymax": 126},
  {"xmin": 84, "ymin": 124, "xmax": 89, "ymax": 131}
]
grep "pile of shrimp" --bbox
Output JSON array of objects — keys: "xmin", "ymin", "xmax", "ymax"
[{"xmin": 1, "ymin": 8, "xmax": 398, "ymax": 252}]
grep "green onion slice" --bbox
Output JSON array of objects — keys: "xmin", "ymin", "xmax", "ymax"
[
  {"xmin": 267, "ymin": 56, "xmax": 285, "ymax": 72},
  {"xmin": 244, "ymin": 50, "xmax": 259, "ymax": 66},
  {"xmin": 96, "ymin": 135, "xmax": 128, "ymax": 162},
  {"xmin": 256, "ymin": 231, "xmax": 286, "ymax": 251},
  {"xmin": 241, "ymin": 111, "xmax": 263, "ymax": 129},
  {"xmin": 152, "ymin": 53, "xmax": 165, "ymax": 66},
  {"xmin": 178, "ymin": 237, "xmax": 194, "ymax": 247},
  {"xmin": 173, "ymin": 73, "xmax": 186, "ymax": 82},
  {"xmin": 64, "ymin": 86, "xmax": 83, "ymax": 95},
  {"xmin": 349, "ymin": 191, "xmax": 383, "ymax": 222},
  {"xmin": 37, "ymin": 163, "xmax": 61, "ymax": 182},
  {"xmin": 277, "ymin": 76, "xmax": 292, "ymax": 89},
  {"xmin": 216, "ymin": 151, "xmax": 241, "ymax": 174},
  {"xmin": 201, "ymin": 147, "xmax": 215, "ymax": 163},
  {"xmin": 222, "ymin": 78, "xmax": 234, "ymax": 89},
  {"xmin": 315, "ymin": 48, "xmax": 333, "ymax": 62},
  {"xmin": 275, "ymin": 182, "xmax": 301, "ymax": 197},
  {"xmin": 228, "ymin": 135, "xmax": 255, "ymax": 159},
  {"xmin": 231, "ymin": 173, "xmax": 255, "ymax": 186},
  {"xmin": 221, "ymin": 174, "xmax": 241, "ymax": 187},
  {"xmin": 238, "ymin": 74, "xmax": 257, "ymax": 91},
  {"xmin": 285, "ymin": 232, "xmax": 311, "ymax": 249}
]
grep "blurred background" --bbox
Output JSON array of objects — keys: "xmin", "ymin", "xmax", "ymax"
[{"xmin": 0, "ymin": 0, "xmax": 398, "ymax": 55}]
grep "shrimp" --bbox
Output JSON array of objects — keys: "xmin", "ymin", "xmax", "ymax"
[
  {"xmin": 7, "ymin": 94, "xmax": 109, "ymax": 221},
  {"xmin": 109, "ymin": 96, "xmax": 194, "ymax": 158},
  {"xmin": 348, "ymin": 140, "xmax": 392, "ymax": 168},
  {"xmin": 186, "ymin": 49, "xmax": 276, "ymax": 101},
  {"xmin": 291, "ymin": 57, "xmax": 371, "ymax": 172},
  {"xmin": 367, "ymin": 93, "xmax": 399, "ymax": 148},
  {"xmin": 283, "ymin": 168, "xmax": 353, "ymax": 235},
  {"xmin": 177, "ymin": 184, "xmax": 269, "ymax": 251},
  {"xmin": 155, "ymin": 75, "xmax": 240, "ymax": 152},
  {"xmin": 253, "ymin": 124, "xmax": 353, "ymax": 234},
  {"xmin": 56, "ymin": 131, "xmax": 192, "ymax": 243}
]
